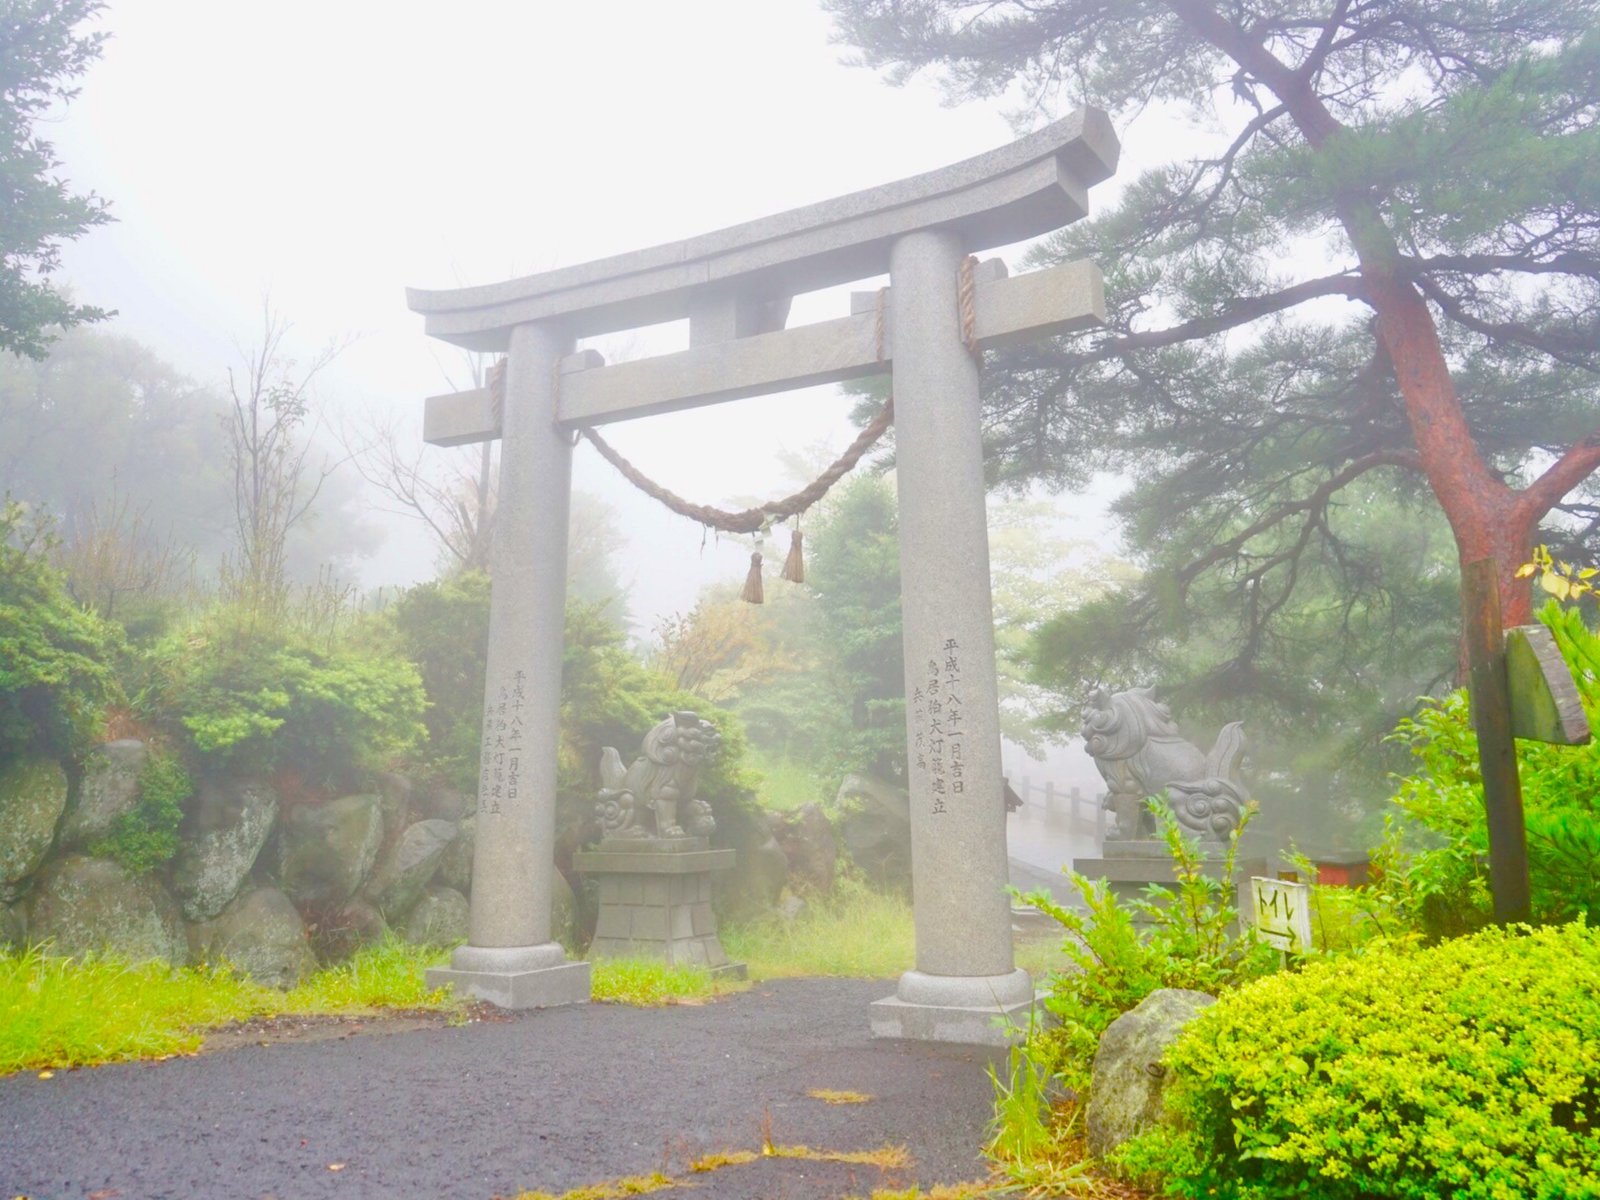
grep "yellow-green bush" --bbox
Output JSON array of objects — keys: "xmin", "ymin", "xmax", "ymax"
[{"xmin": 1119, "ymin": 922, "xmax": 1600, "ymax": 1199}]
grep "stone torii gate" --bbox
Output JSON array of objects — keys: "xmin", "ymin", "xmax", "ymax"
[{"xmin": 409, "ymin": 109, "xmax": 1119, "ymax": 1045}]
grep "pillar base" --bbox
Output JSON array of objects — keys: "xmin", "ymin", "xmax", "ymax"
[
  {"xmin": 870, "ymin": 968, "xmax": 1043, "ymax": 1046},
  {"xmin": 426, "ymin": 941, "xmax": 591, "ymax": 1009}
]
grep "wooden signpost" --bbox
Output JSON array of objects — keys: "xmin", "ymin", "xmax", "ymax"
[{"xmin": 1461, "ymin": 558, "xmax": 1591, "ymax": 927}]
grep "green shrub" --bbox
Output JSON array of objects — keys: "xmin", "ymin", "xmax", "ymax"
[
  {"xmin": 1120, "ymin": 922, "xmax": 1600, "ymax": 1200},
  {"xmin": 1022, "ymin": 802, "xmax": 1280, "ymax": 1095},
  {"xmin": 1380, "ymin": 598, "xmax": 1600, "ymax": 935},
  {"xmin": 0, "ymin": 500, "xmax": 118, "ymax": 763},
  {"xmin": 388, "ymin": 571, "xmax": 492, "ymax": 786},
  {"xmin": 138, "ymin": 608, "xmax": 426, "ymax": 786},
  {"xmin": 89, "ymin": 751, "xmax": 191, "ymax": 873}
]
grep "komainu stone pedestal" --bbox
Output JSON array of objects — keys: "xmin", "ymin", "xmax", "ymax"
[
  {"xmin": 573, "ymin": 838, "xmax": 744, "ymax": 976},
  {"xmin": 425, "ymin": 943, "xmax": 591, "ymax": 1010},
  {"xmin": 1073, "ymin": 841, "xmax": 1268, "ymax": 913}
]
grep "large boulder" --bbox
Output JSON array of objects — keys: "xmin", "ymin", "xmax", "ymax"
[
  {"xmin": 715, "ymin": 812, "xmax": 789, "ymax": 920},
  {"xmin": 190, "ymin": 887, "xmax": 316, "ymax": 988},
  {"xmin": 436, "ymin": 815, "xmax": 473, "ymax": 892},
  {"xmin": 364, "ymin": 819, "xmax": 457, "ymax": 920},
  {"xmin": 0, "ymin": 757, "xmax": 68, "ymax": 899},
  {"xmin": 309, "ymin": 896, "xmax": 390, "ymax": 963},
  {"xmin": 169, "ymin": 778, "xmax": 278, "ymax": 921},
  {"xmin": 416, "ymin": 783, "xmax": 474, "ymax": 822},
  {"xmin": 374, "ymin": 771, "xmax": 414, "ymax": 838},
  {"xmin": 771, "ymin": 803, "xmax": 839, "ymax": 895},
  {"xmin": 60, "ymin": 740, "xmax": 148, "ymax": 849},
  {"xmin": 403, "ymin": 885, "xmax": 470, "ymax": 947},
  {"xmin": 26, "ymin": 855, "xmax": 187, "ymax": 965},
  {"xmin": 277, "ymin": 794, "xmax": 384, "ymax": 910},
  {"xmin": 835, "ymin": 773, "xmax": 911, "ymax": 889},
  {"xmin": 1086, "ymin": 988, "xmax": 1217, "ymax": 1159}
]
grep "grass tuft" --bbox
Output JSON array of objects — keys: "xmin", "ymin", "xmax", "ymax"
[
  {"xmin": 0, "ymin": 944, "xmax": 268, "ymax": 1073},
  {"xmin": 0, "ymin": 938, "xmax": 458, "ymax": 1074},
  {"xmin": 689, "ymin": 1150, "xmax": 758, "ymax": 1172},
  {"xmin": 510, "ymin": 1172, "xmax": 676, "ymax": 1200},
  {"xmin": 723, "ymin": 877, "xmax": 914, "ymax": 979},
  {"xmin": 765, "ymin": 1143, "xmax": 914, "ymax": 1168},
  {"xmin": 808, "ymin": 1087, "xmax": 874, "ymax": 1104},
  {"xmin": 587, "ymin": 956, "xmax": 734, "ymax": 1006},
  {"xmin": 280, "ymin": 937, "xmax": 454, "ymax": 1012}
]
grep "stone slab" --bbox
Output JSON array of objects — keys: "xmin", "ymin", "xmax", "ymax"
[
  {"xmin": 1075, "ymin": 854, "xmax": 1268, "ymax": 883},
  {"xmin": 573, "ymin": 847, "xmax": 736, "ymax": 874},
  {"xmin": 407, "ymin": 108, "xmax": 1119, "ymax": 349},
  {"xmin": 869, "ymin": 992, "xmax": 1044, "ymax": 1047},
  {"xmin": 425, "ymin": 959, "xmax": 591, "ymax": 1010}
]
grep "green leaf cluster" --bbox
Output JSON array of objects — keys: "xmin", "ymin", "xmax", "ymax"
[
  {"xmin": 138, "ymin": 608, "xmax": 427, "ymax": 787},
  {"xmin": 87, "ymin": 751, "xmax": 191, "ymax": 875},
  {"xmin": 0, "ymin": 499, "xmax": 118, "ymax": 763},
  {"xmin": 1022, "ymin": 803, "xmax": 1280, "ymax": 1095},
  {"xmin": 1119, "ymin": 922, "xmax": 1600, "ymax": 1200}
]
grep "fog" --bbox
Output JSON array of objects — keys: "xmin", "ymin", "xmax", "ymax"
[{"xmin": 35, "ymin": 0, "xmax": 1185, "ymax": 635}]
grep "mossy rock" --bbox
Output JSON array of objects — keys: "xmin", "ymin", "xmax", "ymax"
[
  {"xmin": 169, "ymin": 778, "xmax": 278, "ymax": 921},
  {"xmin": 277, "ymin": 794, "xmax": 384, "ymax": 909},
  {"xmin": 364, "ymin": 819, "xmax": 457, "ymax": 920},
  {"xmin": 60, "ymin": 739, "xmax": 148, "ymax": 850},
  {"xmin": 189, "ymin": 886, "xmax": 316, "ymax": 989},
  {"xmin": 26, "ymin": 854, "xmax": 188, "ymax": 965},
  {"xmin": 404, "ymin": 885, "xmax": 469, "ymax": 947},
  {"xmin": 0, "ymin": 756, "xmax": 68, "ymax": 896}
]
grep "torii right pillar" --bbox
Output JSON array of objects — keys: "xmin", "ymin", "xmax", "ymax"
[{"xmin": 869, "ymin": 227, "xmax": 1034, "ymax": 1045}]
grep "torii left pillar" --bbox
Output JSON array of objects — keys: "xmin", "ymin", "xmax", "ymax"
[{"xmin": 424, "ymin": 321, "xmax": 592, "ymax": 1007}]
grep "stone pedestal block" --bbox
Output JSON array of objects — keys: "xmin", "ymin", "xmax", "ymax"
[
  {"xmin": 869, "ymin": 968, "xmax": 1042, "ymax": 1047},
  {"xmin": 425, "ymin": 942, "xmax": 591, "ymax": 1009},
  {"xmin": 573, "ymin": 838, "xmax": 743, "ymax": 976},
  {"xmin": 1074, "ymin": 843, "xmax": 1268, "ymax": 914}
]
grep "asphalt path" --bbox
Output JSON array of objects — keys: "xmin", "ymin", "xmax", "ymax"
[{"xmin": 0, "ymin": 978, "xmax": 1004, "ymax": 1200}]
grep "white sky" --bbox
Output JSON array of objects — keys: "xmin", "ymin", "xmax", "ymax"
[{"xmin": 49, "ymin": 0, "xmax": 1150, "ymax": 630}]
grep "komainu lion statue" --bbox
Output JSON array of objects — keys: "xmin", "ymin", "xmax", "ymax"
[
  {"xmin": 1081, "ymin": 686, "xmax": 1248, "ymax": 841},
  {"xmin": 595, "ymin": 711, "xmax": 722, "ymax": 840}
]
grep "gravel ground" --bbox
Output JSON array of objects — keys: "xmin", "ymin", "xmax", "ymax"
[{"xmin": 0, "ymin": 978, "xmax": 1006, "ymax": 1200}]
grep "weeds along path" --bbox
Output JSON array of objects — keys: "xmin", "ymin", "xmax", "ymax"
[{"xmin": 0, "ymin": 977, "xmax": 1000, "ymax": 1200}]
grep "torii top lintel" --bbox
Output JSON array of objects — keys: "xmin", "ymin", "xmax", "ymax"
[{"xmin": 407, "ymin": 108, "xmax": 1118, "ymax": 352}]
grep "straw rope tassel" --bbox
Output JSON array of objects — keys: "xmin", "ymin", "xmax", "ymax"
[
  {"xmin": 741, "ymin": 550, "xmax": 765, "ymax": 604},
  {"xmin": 781, "ymin": 527, "xmax": 805, "ymax": 584}
]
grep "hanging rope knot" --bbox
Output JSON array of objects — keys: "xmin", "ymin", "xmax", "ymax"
[{"xmin": 958, "ymin": 255, "xmax": 980, "ymax": 360}]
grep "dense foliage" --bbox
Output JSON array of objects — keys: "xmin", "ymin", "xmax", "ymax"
[
  {"xmin": 0, "ymin": 500, "xmax": 117, "ymax": 763},
  {"xmin": 137, "ymin": 609, "xmax": 427, "ymax": 788},
  {"xmin": 830, "ymin": 1, "xmax": 1600, "ymax": 841},
  {"xmin": 87, "ymin": 750, "xmax": 190, "ymax": 874},
  {"xmin": 1023, "ymin": 804, "xmax": 1279, "ymax": 1095},
  {"xmin": 1378, "ymin": 598, "xmax": 1600, "ymax": 935},
  {"xmin": 1120, "ymin": 923, "xmax": 1600, "ymax": 1199}
]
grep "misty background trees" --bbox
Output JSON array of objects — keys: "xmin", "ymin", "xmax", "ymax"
[
  {"xmin": 0, "ymin": 0, "xmax": 111, "ymax": 357},
  {"xmin": 5, "ymin": 0, "xmax": 1600, "ymax": 861},
  {"xmin": 828, "ymin": 0, "xmax": 1600, "ymax": 839}
]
